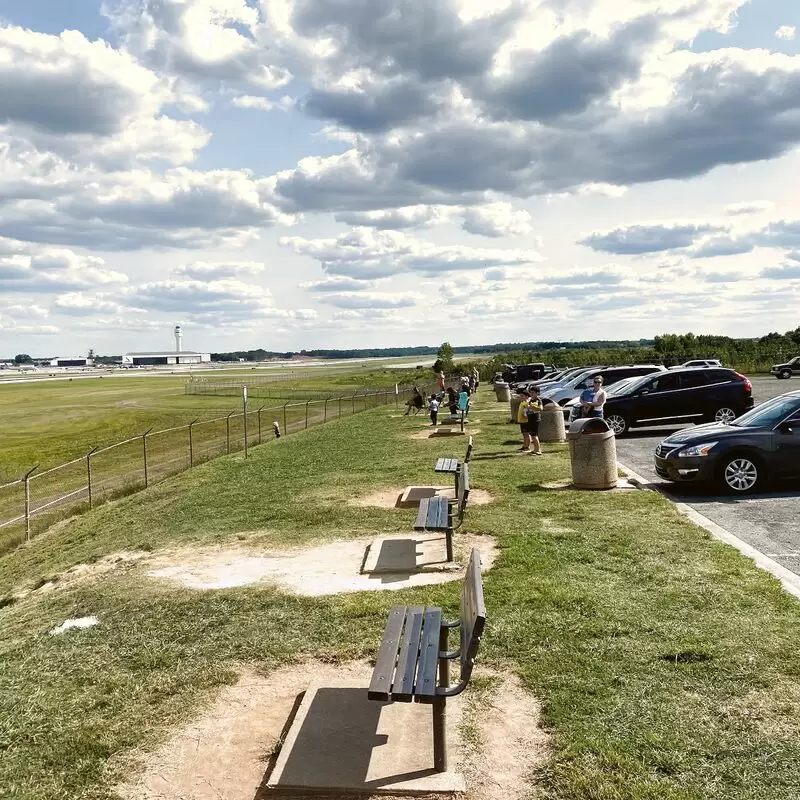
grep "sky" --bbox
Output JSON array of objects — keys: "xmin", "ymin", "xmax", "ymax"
[{"xmin": 1, "ymin": 0, "xmax": 800, "ymax": 357}]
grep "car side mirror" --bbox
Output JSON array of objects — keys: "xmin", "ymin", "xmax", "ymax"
[{"xmin": 638, "ymin": 389, "xmax": 649, "ymax": 396}]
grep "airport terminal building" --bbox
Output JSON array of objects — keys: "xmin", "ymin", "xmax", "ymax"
[{"xmin": 122, "ymin": 351, "xmax": 211, "ymax": 366}]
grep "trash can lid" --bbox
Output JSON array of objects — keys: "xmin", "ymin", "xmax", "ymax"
[{"xmin": 567, "ymin": 417, "xmax": 613, "ymax": 438}]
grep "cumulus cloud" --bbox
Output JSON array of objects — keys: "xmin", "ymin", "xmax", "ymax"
[
  {"xmin": 334, "ymin": 205, "xmax": 448, "ymax": 230},
  {"xmin": 53, "ymin": 292, "xmax": 127, "ymax": 315},
  {"xmin": 460, "ymin": 203, "xmax": 534, "ymax": 237},
  {"xmin": 0, "ymin": 155, "xmax": 292, "ymax": 250},
  {"xmin": 104, "ymin": 0, "xmax": 291, "ymax": 92},
  {"xmin": 280, "ymin": 227, "xmax": 542, "ymax": 279},
  {"xmin": 725, "ymin": 201, "xmax": 773, "ymax": 216},
  {"xmin": 0, "ymin": 239, "xmax": 128, "ymax": 292},
  {"xmin": 174, "ymin": 261, "xmax": 265, "ymax": 280},
  {"xmin": 315, "ymin": 291, "xmax": 422, "ymax": 309},
  {"xmin": 0, "ymin": 25, "xmax": 208, "ymax": 168},
  {"xmin": 689, "ymin": 236, "xmax": 754, "ymax": 258},
  {"xmin": 299, "ymin": 276, "xmax": 376, "ymax": 291},
  {"xmin": 579, "ymin": 221, "xmax": 725, "ymax": 254},
  {"xmin": 232, "ymin": 95, "xmax": 295, "ymax": 112},
  {"xmin": 776, "ymin": 26, "xmax": 797, "ymax": 41}
]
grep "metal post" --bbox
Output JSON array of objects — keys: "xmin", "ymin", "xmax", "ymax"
[
  {"xmin": 339, "ymin": 396, "xmax": 343, "ymax": 418},
  {"xmin": 142, "ymin": 429, "xmax": 152, "ymax": 488},
  {"xmin": 226, "ymin": 412, "xmax": 233, "ymax": 454},
  {"xmin": 23, "ymin": 465, "xmax": 38, "ymax": 543},
  {"xmin": 305, "ymin": 400, "xmax": 310, "ymax": 429},
  {"xmin": 434, "ymin": 625, "xmax": 449, "ymax": 772},
  {"xmin": 324, "ymin": 398, "xmax": 328, "ymax": 422},
  {"xmin": 283, "ymin": 403, "xmax": 288, "ymax": 436},
  {"xmin": 461, "ymin": 409, "xmax": 465, "ymax": 433},
  {"xmin": 352, "ymin": 393, "xmax": 357, "ymax": 415},
  {"xmin": 257, "ymin": 406, "xmax": 264, "ymax": 444},
  {"xmin": 189, "ymin": 419, "xmax": 198, "ymax": 467},
  {"xmin": 243, "ymin": 387, "xmax": 249, "ymax": 459},
  {"xmin": 86, "ymin": 447, "xmax": 98, "ymax": 509}
]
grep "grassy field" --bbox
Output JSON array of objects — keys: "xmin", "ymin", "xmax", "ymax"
[
  {"xmin": 0, "ymin": 365, "xmax": 434, "ymax": 479},
  {"xmin": 3, "ymin": 389, "xmax": 800, "ymax": 799}
]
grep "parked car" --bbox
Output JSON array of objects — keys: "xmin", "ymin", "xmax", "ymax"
[
  {"xmin": 653, "ymin": 390, "xmax": 800, "ymax": 493},
  {"xmin": 771, "ymin": 356, "xmax": 800, "ymax": 379},
  {"xmin": 541, "ymin": 365, "xmax": 666, "ymax": 406},
  {"xmin": 669, "ymin": 359, "xmax": 723, "ymax": 369},
  {"xmin": 502, "ymin": 362, "xmax": 549, "ymax": 383},
  {"xmin": 562, "ymin": 376, "xmax": 641, "ymax": 422},
  {"xmin": 514, "ymin": 366, "xmax": 606, "ymax": 393},
  {"xmin": 601, "ymin": 367, "xmax": 754, "ymax": 436}
]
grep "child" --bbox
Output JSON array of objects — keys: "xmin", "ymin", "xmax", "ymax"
[
  {"xmin": 429, "ymin": 394, "xmax": 440, "ymax": 426},
  {"xmin": 526, "ymin": 387, "xmax": 543, "ymax": 455}
]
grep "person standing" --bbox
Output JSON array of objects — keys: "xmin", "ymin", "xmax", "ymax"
[
  {"xmin": 472, "ymin": 366, "xmax": 480, "ymax": 392},
  {"xmin": 516, "ymin": 389, "xmax": 533, "ymax": 451},
  {"xmin": 429, "ymin": 394, "xmax": 440, "ymax": 426},
  {"xmin": 527, "ymin": 386, "xmax": 543, "ymax": 455},
  {"xmin": 437, "ymin": 370, "xmax": 446, "ymax": 392},
  {"xmin": 588, "ymin": 375, "xmax": 606, "ymax": 418}
]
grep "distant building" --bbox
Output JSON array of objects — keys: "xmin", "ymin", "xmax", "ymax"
[
  {"xmin": 50, "ymin": 357, "xmax": 91, "ymax": 367},
  {"xmin": 122, "ymin": 351, "xmax": 211, "ymax": 366}
]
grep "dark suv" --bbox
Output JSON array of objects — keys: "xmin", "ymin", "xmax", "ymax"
[
  {"xmin": 771, "ymin": 356, "xmax": 800, "ymax": 379},
  {"xmin": 601, "ymin": 368, "xmax": 754, "ymax": 436}
]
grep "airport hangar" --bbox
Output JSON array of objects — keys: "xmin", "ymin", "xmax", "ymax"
[{"xmin": 122, "ymin": 351, "xmax": 211, "ymax": 366}]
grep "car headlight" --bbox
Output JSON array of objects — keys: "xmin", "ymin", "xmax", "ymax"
[{"xmin": 678, "ymin": 441, "xmax": 718, "ymax": 457}]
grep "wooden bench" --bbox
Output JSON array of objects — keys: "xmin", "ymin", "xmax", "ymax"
[
  {"xmin": 368, "ymin": 548, "xmax": 486, "ymax": 773},
  {"xmin": 434, "ymin": 435, "xmax": 473, "ymax": 476},
  {"xmin": 414, "ymin": 463, "xmax": 469, "ymax": 562}
]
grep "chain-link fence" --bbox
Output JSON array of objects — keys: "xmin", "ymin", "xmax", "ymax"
[{"xmin": 0, "ymin": 386, "xmax": 427, "ymax": 555}]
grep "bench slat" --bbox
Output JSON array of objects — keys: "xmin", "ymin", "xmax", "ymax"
[
  {"xmin": 414, "ymin": 607, "xmax": 443, "ymax": 704},
  {"xmin": 393, "ymin": 606, "xmax": 425, "ymax": 702},
  {"xmin": 414, "ymin": 498, "xmax": 431, "ymax": 530},
  {"xmin": 434, "ymin": 457, "xmax": 458, "ymax": 473},
  {"xmin": 368, "ymin": 606, "xmax": 406, "ymax": 701}
]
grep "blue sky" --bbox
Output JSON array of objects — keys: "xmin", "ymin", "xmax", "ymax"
[{"xmin": 1, "ymin": 0, "xmax": 799, "ymax": 357}]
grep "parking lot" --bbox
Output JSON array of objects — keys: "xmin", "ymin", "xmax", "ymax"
[{"xmin": 614, "ymin": 377, "xmax": 800, "ymax": 577}]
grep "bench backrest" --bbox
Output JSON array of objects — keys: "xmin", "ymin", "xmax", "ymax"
[
  {"xmin": 463, "ymin": 436, "xmax": 474, "ymax": 464},
  {"xmin": 459, "ymin": 548, "xmax": 486, "ymax": 681},
  {"xmin": 455, "ymin": 462, "xmax": 470, "ymax": 519}
]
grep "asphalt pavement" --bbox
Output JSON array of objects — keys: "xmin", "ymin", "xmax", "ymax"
[{"xmin": 614, "ymin": 377, "xmax": 800, "ymax": 577}]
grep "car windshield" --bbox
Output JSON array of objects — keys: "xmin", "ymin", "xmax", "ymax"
[
  {"xmin": 605, "ymin": 377, "xmax": 637, "ymax": 396},
  {"xmin": 791, "ymin": 357, "xmax": 800, "ymax": 365},
  {"xmin": 730, "ymin": 395, "xmax": 800, "ymax": 428}
]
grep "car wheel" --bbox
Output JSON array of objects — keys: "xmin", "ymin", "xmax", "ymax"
[
  {"xmin": 780, "ymin": 369, "xmax": 792, "ymax": 379},
  {"xmin": 719, "ymin": 454, "xmax": 762, "ymax": 494},
  {"xmin": 713, "ymin": 406, "xmax": 737, "ymax": 424},
  {"xmin": 606, "ymin": 414, "xmax": 629, "ymax": 436}
]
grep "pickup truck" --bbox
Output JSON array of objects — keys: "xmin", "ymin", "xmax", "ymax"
[{"xmin": 771, "ymin": 356, "xmax": 800, "ymax": 379}]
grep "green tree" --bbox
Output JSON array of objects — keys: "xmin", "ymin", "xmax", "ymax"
[
  {"xmin": 13, "ymin": 354, "xmax": 32, "ymax": 365},
  {"xmin": 433, "ymin": 341, "xmax": 455, "ymax": 375}
]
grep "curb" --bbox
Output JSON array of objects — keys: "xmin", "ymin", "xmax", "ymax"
[{"xmin": 618, "ymin": 462, "xmax": 800, "ymax": 602}]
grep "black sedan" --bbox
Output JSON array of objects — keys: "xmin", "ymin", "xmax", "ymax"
[{"xmin": 654, "ymin": 391, "xmax": 800, "ymax": 493}]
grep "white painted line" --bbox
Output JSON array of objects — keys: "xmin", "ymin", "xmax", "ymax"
[{"xmin": 618, "ymin": 461, "xmax": 800, "ymax": 601}]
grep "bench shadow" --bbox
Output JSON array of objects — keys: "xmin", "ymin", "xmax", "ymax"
[
  {"xmin": 519, "ymin": 482, "xmax": 573, "ymax": 493},
  {"xmin": 257, "ymin": 687, "xmax": 386, "ymax": 795},
  {"xmin": 472, "ymin": 451, "xmax": 517, "ymax": 461}
]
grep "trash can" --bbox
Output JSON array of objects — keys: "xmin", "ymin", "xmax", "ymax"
[
  {"xmin": 540, "ymin": 399, "xmax": 566, "ymax": 443},
  {"xmin": 567, "ymin": 418, "xmax": 617, "ymax": 489},
  {"xmin": 494, "ymin": 380, "xmax": 511, "ymax": 402}
]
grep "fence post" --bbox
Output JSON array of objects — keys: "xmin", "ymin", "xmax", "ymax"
[
  {"xmin": 23, "ymin": 465, "xmax": 39, "ymax": 543},
  {"xmin": 352, "ymin": 393, "xmax": 357, "ymax": 415},
  {"xmin": 226, "ymin": 412, "xmax": 233, "ymax": 454},
  {"xmin": 339, "ymin": 396, "xmax": 343, "ymax": 418},
  {"xmin": 142, "ymin": 429, "xmax": 152, "ymax": 488},
  {"xmin": 86, "ymin": 446, "xmax": 98, "ymax": 509},
  {"xmin": 188, "ymin": 419, "xmax": 198, "ymax": 467},
  {"xmin": 257, "ymin": 406, "xmax": 264, "ymax": 444},
  {"xmin": 305, "ymin": 400, "xmax": 310, "ymax": 429},
  {"xmin": 324, "ymin": 398, "xmax": 328, "ymax": 422},
  {"xmin": 283, "ymin": 403, "xmax": 288, "ymax": 436}
]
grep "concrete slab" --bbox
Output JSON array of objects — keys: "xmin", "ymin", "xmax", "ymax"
[
  {"xmin": 397, "ymin": 485, "xmax": 455, "ymax": 508},
  {"xmin": 266, "ymin": 680, "xmax": 465, "ymax": 795},
  {"xmin": 362, "ymin": 534, "xmax": 459, "ymax": 574},
  {"xmin": 430, "ymin": 428, "xmax": 467, "ymax": 437}
]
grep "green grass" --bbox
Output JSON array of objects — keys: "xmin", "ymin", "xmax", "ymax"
[{"xmin": 3, "ymin": 390, "xmax": 800, "ymax": 798}]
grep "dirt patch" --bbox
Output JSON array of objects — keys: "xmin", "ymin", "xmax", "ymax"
[
  {"xmin": 146, "ymin": 534, "xmax": 499, "ymax": 596},
  {"xmin": 15, "ymin": 550, "xmax": 149, "ymax": 600},
  {"xmin": 350, "ymin": 487, "xmax": 494, "ymax": 509},
  {"xmin": 540, "ymin": 518, "xmax": 574, "ymax": 535},
  {"xmin": 116, "ymin": 662, "xmax": 549, "ymax": 800},
  {"xmin": 409, "ymin": 428, "xmax": 480, "ymax": 440}
]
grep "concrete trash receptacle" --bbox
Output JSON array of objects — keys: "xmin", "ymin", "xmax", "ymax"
[
  {"xmin": 494, "ymin": 381, "xmax": 511, "ymax": 402},
  {"xmin": 540, "ymin": 399, "xmax": 566, "ymax": 442},
  {"xmin": 567, "ymin": 417, "xmax": 617, "ymax": 489},
  {"xmin": 509, "ymin": 393, "xmax": 523, "ymax": 423}
]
